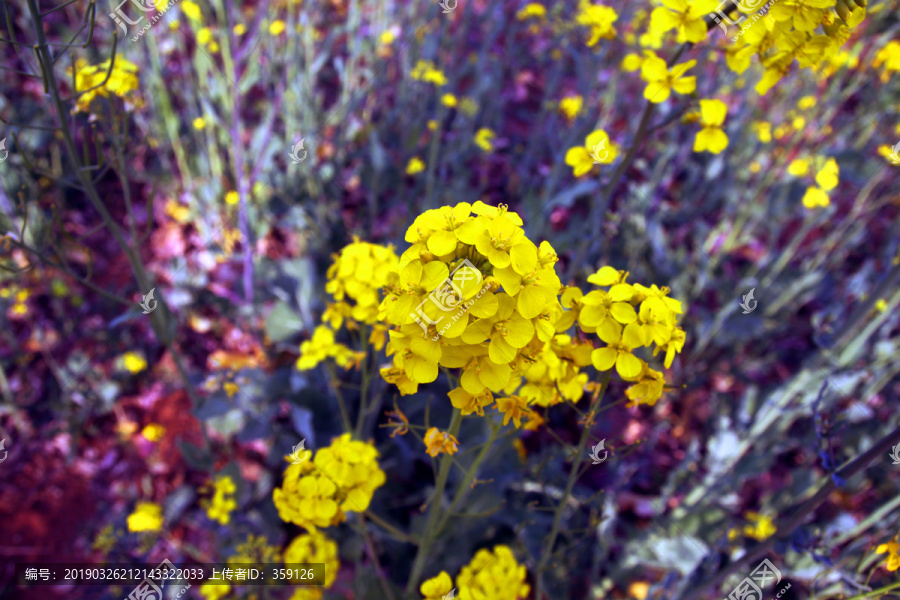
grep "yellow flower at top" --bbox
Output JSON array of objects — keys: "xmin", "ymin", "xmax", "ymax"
[
  {"xmin": 474, "ymin": 128, "xmax": 496, "ymax": 152},
  {"xmin": 798, "ymin": 95, "xmax": 817, "ymax": 109},
  {"xmin": 296, "ymin": 325, "xmax": 359, "ymax": 371},
  {"xmin": 407, "ymin": 157, "xmax": 426, "ymax": 175},
  {"xmin": 565, "ymin": 129, "xmax": 618, "ymax": 177},
  {"xmin": 876, "ymin": 537, "xmax": 900, "ymax": 571},
  {"xmin": 423, "ymin": 427, "xmax": 460, "ymax": 457},
  {"xmin": 269, "ymin": 20, "xmax": 286, "ymax": 35},
  {"xmin": 197, "ymin": 27, "xmax": 212, "ymax": 45},
  {"xmin": 193, "ymin": 117, "xmax": 206, "ymax": 130},
  {"xmin": 693, "ymin": 99, "xmax": 728, "ymax": 154},
  {"xmin": 575, "ymin": 0, "xmax": 618, "ymax": 46},
  {"xmin": 411, "ymin": 60, "xmax": 448, "ymax": 87},
  {"xmin": 802, "ymin": 186, "xmax": 830, "ymax": 209},
  {"xmin": 420, "ymin": 571, "xmax": 454, "ymax": 600},
  {"xmin": 516, "ymin": 3, "xmax": 546, "ymax": 20},
  {"xmin": 650, "ymin": 0, "xmax": 719, "ymax": 43},
  {"xmin": 770, "ymin": 0, "xmax": 836, "ymax": 32},
  {"xmin": 127, "ymin": 502, "xmax": 164, "ymax": 532},
  {"xmin": 380, "ymin": 29, "xmax": 397, "ymax": 45},
  {"xmin": 181, "ymin": 0, "xmax": 201, "ymax": 21},
  {"xmin": 456, "ymin": 546, "xmax": 530, "ymax": 600},
  {"xmin": 640, "ymin": 51, "xmax": 697, "ymax": 103},
  {"xmin": 323, "ymin": 239, "xmax": 399, "ymax": 326},
  {"xmin": 122, "ymin": 351, "xmax": 147, "ymax": 374},
  {"xmin": 872, "ymin": 40, "xmax": 900, "ymax": 82},
  {"xmin": 558, "ymin": 95, "xmax": 583, "ymax": 120},
  {"xmin": 753, "ymin": 121, "xmax": 772, "ymax": 143},
  {"xmin": 71, "ymin": 58, "xmax": 141, "ymax": 113}
]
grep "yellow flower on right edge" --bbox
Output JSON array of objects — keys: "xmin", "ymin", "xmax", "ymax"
[
  {"xmin": 876, "ymin": 537, "xmax": 900, "ymax": 571},
  {"xmin": 693, "ymin": 99, "xmax": 728, "ymax": 154}
]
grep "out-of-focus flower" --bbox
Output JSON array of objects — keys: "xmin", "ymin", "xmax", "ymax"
[
  {"xmin": 122, "ymin": 351, "xmax": 147, "ymax": 374},
  {"xmin": 802, "ymin": 186, "xmax": 830, "ymax": 208},
  {"xmin": 788, "ymin": 158, "xmax": 810, "ymax": 176},
  {"xmin": 815, "ymin": 157, "xmax": 839, "ymax": 190},
  {"xmin": 558, "ymin": 95, "xmax": 583, "ymax": 120},
  {"xmin": 206, "ymin": 475, "xmax": 237, "ymax": 525},
  {"xmin": 285, "ymin": 531, "xmax": 340, "ymax": 587},
  {"xmin": 411, "ymin": 60, "xmax": 448, "ymax": 87},
  {"xmin": 225, "ymin": 190, "xmax": 239, "ymax": 205},
  {"xmin": 199, "ymin": 582, "xmax": 230, "ymax": 600},
  {"xmin": 233, "ymin": 23, "xmax": 246, "ymax": 35},
  {"xmin": 420, "ymin": 571, "xmax": 454, "ymax": 600},
  {"xmin": 127, "ymin": 502, "xmax": 163, "ymax": 532},
  {"xmin": 575, "ymin": 0, "xmax": 618, "ymax": 46},
  {"xmin": 141, "ymin": 423, "xmax": 165, "ymax": 442},
  {"xmin": 273, "ymin": 461, "xmax": 343, "ymax": 531},
  {"xmin": 876, "ymin": 537, "xmax": 900, "ymax": 571},
  {"xmin": 650, "ymin": 0, "xmax": 718, "ymax": 43},
  {"xmin": 693, "ymin": 99, "xmax": 728, "ymax": 154},
  {"xmin": 640, "ymin": 52, "xmax": 696, "ymax": 103},
  {"xmin": 71, "ymin": 58, "xmax": 141, "ymax": 113},
  {"xmin": 516, "ymin": 3, "xmax": 546, "ymax": 20},
  {"xmin": 456, "ymin": 545, "xmax": 530, "ymax": 600},
  {"xmin": 296, "ymin": 326, "xmax": 360, "ymax": 371},
  {"xmin": 423, "ymin": 427, "xmax": 460, "ymax": 456},
  {"xmin": 181, "ymin": 0, "xmax": 201, "ymax": 21},
  {"xmin": 269, "ymin": 20, "xmax": 286, "ymax": 35},
  {"xmin": 407, "ymin": 157, "xmax": 426, "ymax": 175},
  {"xmin": 193, "ymin": 117, "xmax": 206, "ymax": 130},
  {"xmin": 873, "ymin": 40, "xmax": 900, "ymax": 82},
  {"xmin": 441, "ymin": 93, "xmax": 458, "ymax": 107},
  {"xmin": 753, "ymin": 121, "xmax": 773, "ymax": 143},
  {"xmin": 474, "ymin": 128, "xmax": 496, "ymax": 152},
  {"xmin": 228, "ymin": 534, "xmax": 281, "ymax": 565},
  {"xmin": 197, "ymin": 27, "xmax": 212, "ymax": 44}
]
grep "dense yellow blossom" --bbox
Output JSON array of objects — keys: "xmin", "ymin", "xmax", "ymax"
[
  {"xmin": 71, "ymin": 58, "xmax": 141, "ymax": 113},
  {"xmin": 456, "ymin": 545, "xmax": 529, "ymax": 600},
  {"xmin": 314, "ymin": 434, "xmax": 386, "ymax": 511},
  {"xmin": 325, "ymin": 239, "xmax": 400, "ymax": 326},
  {"xmin": 127, "ymin": 502, "xmax": 163, "ymax": 532},
  {"xmin": 284, "ymin": 530, "xmax": 340, "ymax": 588},
  {"xmin": 273, "ymin": 460, "xmax": 344, "ymax": 531},
  {"xmin": 411, "ymin": 60, "xmax": 448, "ymax": 87},
  {"xmin": 575, "ymin": 0, "xmax": 618, "ymax": 46}
]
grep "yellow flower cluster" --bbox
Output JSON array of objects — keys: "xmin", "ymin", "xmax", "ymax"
[
  {"xmin": 728, "ymin": 512, "xmax": 777, "ymax": 541},
  {"xmin": 575, "ymin": 0, "xmax": 618, "ymax": 46},
  {"xmin": 411, "ymin": 60, "xmax": 448, "ymax": 87},
  {"xmin": 297, "ymin": 239, "xmax": 398, "ymax": 370},
  {"xmin": 567, "ymin": 266, "xmax": 684, "ymax": 406},
  {"xmin": 873, "ymin": 40, "xmax": 900, "ymax": 82},
  {"xmin": 71, "ymin": 58, "xmax": 141, "ymax": 113},
  {"xmin": 273, "ymin": 434, "xmax": 386, "ymax": 530},
  {"xmin": 420, "ymin": 545, "xmax": 529, "ymax": 600},
  {"xmin": 800, "ymin": 157, "xmax": 839, "ymax": 208},
  {"xmin": 284, "ymin": 530, "xmax": 340, "ymax": 591},
  {"xmin": 206, "ymin": 475, "xmax": 238, "ymax": 525}
]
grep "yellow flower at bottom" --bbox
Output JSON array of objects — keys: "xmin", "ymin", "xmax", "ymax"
[
  {"xmin": 742, "ymin": 512, "xmax": 776, "ymax": 540},
  {"xmin": 225, "ymin": 190, "xmax": 239, "ymax": 205},
  {"xmin": 127, "ymin": 502, "xmax": 164, "ymax": 532},
  {"xmin": 420, "ymin": 571, "xmax": 454, "ymax": 600},
  {"xmin": 199, "ymin": 582, "xmax": 231, "ymax": 600},
  {"xmin": 284, "ymin": 530, "xmax": 340, "ymax": 588},
  {"xmin": 423, "ymin": 427, "xmax": 460, "ymax": 457},
  {"xmin": 641, "ymin": 53, "xmax": 697, "ymax": 103},
  {"xmin": 591, "ymin": 322, "xmax": 645, "ymax": 379},
  {"xmin": 273, "ymin": 463, "xmax": 341, "ymax": 531},
  {"xmin": 558, "ymin": 95, "xmax": 583, "ymax": 120},
  {"xmin": 876, "ymin": 538, "xmax": 900, "ymax": 571},
  {"xmin": 122, "ymin": 351, "xmax": 148, "ymax": 374},
  {"xmin": 457, "ymin": 546, "xmax": 529, "ymax": 600},
  {"xmin": 815, "ymin": 157, "xmax": 839, "ymax": 191},
  {"xmin": 693, "ymin": 99, "xmax": 728, "ymax": 154},
  {"xmin": 802, "ymin": 186, "xmax": 830, "ymax": 209}
]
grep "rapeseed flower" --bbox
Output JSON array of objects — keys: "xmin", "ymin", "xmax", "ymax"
[
  {"xmin": 181, "ymin": 0, "xmax": 201, "ymax": 21},
  {"xmin": 206, "ymin": 475, "xmax": 237, "ymax": 525},
  {"xmin": 71, "ymin": 58, "xmax": 141, "ymax": 113},
  {"xmin": 411, "ymin": 60, "xmax": 448, "ymax": 87},
  {"xmin": 313, "ymin": 433, "xmax": 386, "ymax": 511},
  {"xmin": 269, "ymin": 20, "xmax": 286, "ymax": 35},
  {"xmin": 474, "ymin": 128, "xmax": 496, "ymax": 152},
  {"xmin": 284, "ymin": 530, "xmax": 340, "ymax": 588},
  {"xmin": 127, "ymin": 502, "xmax": 163, "ymax": 532},
  {"xmin": 122, "ymin": 351, "xmax": 148, "ymax": 374},
  {"xmin": 650, "ymin": 0, "xmax": 719, "ymax": 43},
  {"xmin": 407, "ymin": 157, "xmax": 426, "ymax": 175},
  {"xmin": 802, "ymin": 186, "xmax": 830, "ymax": 208},
  {"xmin": 558, "ymin": 95, "xmax": 583, "ymax": 120},
  {"xmin": 876, "ymin": 537, "xmax": 900, "ymax": 571},
  {"xmin": 575, "ymin": 0, "xmax": 618, "ymax": 46},
  {"xmin": 565, "ymin": 129, "xmax": 618, "ymax": 176},
  {"xmin": 420, "ymin": 571, "xmax": 454, "ymax": 600},
  {"xmin": 873, "ymin": 40, "xmax": 900, "ymax": 82},
  {"xmin": 815, "ymin": 157, "xmax": 839, "ymax": 190},
  {"xmin": 770, "ymin": 0, "xmax": 836, "ymax": 32},
  {"xmin": 199, "ymin": 583, "xmax": 230, "ymax": 600},
  {"xmin": 640, "ymin": 52, "xmax": 697, "ymax": 103},
  {"xmin": 273, "ymin": 461, "xmax": 343, "ymax": 531},
  {"xmin": 456, "ymin": 545, "xmax": 529, "ymax": 600},
  {"xmin": 423, "ymin": 427, "xmax": 460, "ymax": 456},
  {"xmin": 141, "ymin": 423, "xmax": 165, "ymax": 442},
  {"xmin": 693, "ymin": 99, "xmax": 729, "ymax": 154},
  {"xmin": 516, "ymin": 3, "xmax": 546, "ymax": 20}
]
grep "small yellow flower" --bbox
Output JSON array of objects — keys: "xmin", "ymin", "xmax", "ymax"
[
  {"xmin": 197, "ymin": 27, "xmax": 212, "ymax": 45},
  {"xmin": 799, "ymin": 96, "xmax": 818, "ymax": 110},
  {"xmin": 441, "ymin": 93, "xmax": 458, "ymax": 108},
  {"xmin": 427, "ymin": 119, "xmax": 438, "ymax": 130},
  {"xmin": 225, "ymin": 190, "xmax": 239, "ymax": 205},
  {"xmin": 516, "ymin": 3, "xmax": 546, "ymax": 20},
  {"xmin": 815, "ymin": 157, "xmax": 839, "ymax": 191},
  {"xmin": 122, "ymin": 351, "xmax": 148, "ymax": 374},
  {"xmin": 876, "ymin": 538, "xmax": 900, "ymax": 571},
  {"xmin": 641, "ymin": 52, "xmax": 697, "ymax": 103},
  {"xmin": 127, "ymin": 502, "xmax": 164, "ymax": 532},
  {"xmin": 206, "ymin": 475, "xmax": 238, "ymax": 525},
  {"xmin": 181, "ymin": 0, "xmax": 201, "ymax": 21},
  {"xmin": 788, "ymin": 158, "xmax": 810, "ymax": 176},
  {"xmin": 380, "ymin": 29, "xmax": 397, "ymax": 45},
  {"xmin": 753, "ymin": 121, "xmax": 772, "ymax": 143},
  {"xmin": 199, "ymin": 583, "xmax": 231, "ymax": 600},
  {"xmin": 875, "ymin": 299, "xmax": 888, "ymax": 312},
  {"xmin": 565, "ymin": 129, "xmax": 618, "ymax": 176},
  {"xmin": 742, "ymin": 512, "xmax": 777, "ymax": 540},
  {"xmin": 474, "ymin": 128, "xmax": 496, "ymax": 152},
  {"xmin": 406, "ymin": 157, "xmax": 425, "ymax": 175},
  {"xmin": 558, "ymin": 95, "xmax": 583, "ymax": 120},
  {"xmin": 269, "ymin": 20, "xmax": 286, "ymax": 35},
  {"xmin": 193, "ymin": 117, "xmax": 206, "ymax": 130},
  {"xmin": 224, "ymin": 382, "xmax": 240, "ymax": 398},
  {"xmin": 233, "ymin": 23, "xmax": 246, "ymax": 35},
  {"xmin": 420, "ymin": 571, "xmax": 454, "ymax": 600},
  {"xmin": 141, "ymin": 423, "xmax": 166, "ymax": 442},
  {"xmin": 693, "ymin": 99, "xmax": 728, "ymax": 154},
  {"xmin": 423, "ymin": 427, "xmax": 460, "ymax": 457}
]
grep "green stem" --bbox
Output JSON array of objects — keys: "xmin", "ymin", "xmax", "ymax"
[
  {"xmin": 326, "ymin": 362, "xmax": 353, "ymax": 433},
  {"xmin": 841, "ymin": 581, "xmax": 900, "ymax": 600},
  {"xmin": 355, "ymin": 324, "xmax": 370, "ymax": 438},
  {"xmin": 534, "ymin": 371, "xmax": 611, "ymax": 600},
  {"xmin": 364, "ymin": 510, "xmax": 419, "ymax": 545},
  {"xmin": 405, "ymin": 407, "xmax": 463, "ymax": 593}
]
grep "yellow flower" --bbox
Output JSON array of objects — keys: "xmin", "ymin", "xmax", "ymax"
[
  {"xmin": 474, "ymin": 128, "xmax": 496, "ymax": 152},
  {"xmin": 456, "ymin": 546, "xmax": 529, "ymax": 600},
  {"xmin": 591, "ymin": 322, "xmax": 646, "ymax": 379},
  {"xmin": 199, "ymin": 583, "xmax": 230, "ymax": 600},
  {"xmin": 742, "ymin": 512, "xmax": 777, "ymax": 540},
  {"xmin": 876, "ymin": 538, "xmax": 900, "ymax": 571},
  {"xmin": 197, "ymin": 27, "xmax": 212, "ymax": 45},
  {"xmin": 449, "ymin": 387, "xmax": 495, "ymax": 416},
  {"xmin": 622, "ymin": 53, "xmax": 644, "ymax": 72},
  {"xmin": 770, "ymin": 0, "xmax": 836, "ymax": 32},
  {"xmin": 873, "ymin": 40, "xmax": 900, "ymax": 82},
  {"xmin": 223, "ymin": 382, "xmax": 239, "ymax": 398},
  {"xmin": 206, "ymin": 475, "xmax": 238, "ymax": 525},
  {"xmin": 516, "ymin": 3, "xmax": 546, "ymax": 20},
  {"xmin": 565, "ymin": 129, "xmax": 618, "ymax": 176},
  {"xmin": 411, "ymin": 60, "xmax": 448, "ymax": 87},
  {"xmin": 193, "ymin": 117, "xmax": 206, "ymax": 130},
  {"xmin": 122, "ymin": 351, "xmax": 147, "ymax": 374},
  {"xmin": 441, "ymin": 93, "xmax": 458, "ymax": 107},
  {"xmin": 423, "ymin": 427, "xmax": 460, "ymax": 456},
  {"xmin": 495, "ymin": 395, "xmax": 531, "ymax": 428},
  {"xmin": 421, "ymin": 571, "xmax": 454, "ymax": 600},
  {"xmin": 233, "ymin": 23, "xmax": 246, "ymax": 35},
  {"xmin": 296, "ymin": 326, "xmax": 358, "ymax": 370},
  {"xmin": 225, "ymin": 190, "xmax": 239, "ymax": 205},
  {"xmin": 640, "ymin": 52, "xmax": 697, "ymax": 103},
  {"xmin": 285, "ymin": 531, "xmax": 340, "ymax": 588},
  {"xmin": 815, "ymin": 157, "xmax": 839, "ymax": 190},
  {"xmin": 802, "ymin": 186, "xmax": 830, "ymax": 208},
  {"xmin": 380, "ymin": 29, "xmax": 397, "ymax": 45},
  {"xmin": 575, "ymin": 0, "xmax": 618, "ymax": 46},
  {"xmin": 875, "ymin": 299, "xmax": 888, "ymax": 312},
  {"xmin": 427, "ymin": 119, "xmax": 438, "ymax": 130},
  {"xmin": 407, "ymin": 157, "xmax": 426, "ymax": 175},
  {"xmin": 313, "ymin": 434, "xmax": 386, "ymax": 512},
  {"xmin": 181, "ymin": 0, "xmax": 201, "ymax": 21},
  {"xmin": 625, "ymin": 366, "xmax": 666, "ymax": 407},
  {"xmin": 273, "ymin": 463, "xmax": 343, "ymax": 531},
  {"xmin": 650, "ymin": 0, "xmax": 719, "ymax": 43},
  {"xmin": 753, "ymin": 121, "xmax": 772, "ymax": 143},
  {"xmin": 693, "ymin": 99, "xmax": 728, "ymax": 154},
  {"xmin": 459, "ymin": 97, "xmax": 479, "ymax": 116},
  {"xmin": 788, "ymin": 158, "xmax": 810, "ymax": 176},
  {"xmin": 127, "ymin": 502, "xmax": 163, "ymax": 532},
  {"xmin": 269, "ymin": 20, "xmax": 286, "ymax": 35},
  {"xmin": 323, "ymin": 239, "xmax": 399, "ymax": 325},
  {"xmin": 141, "ymin": 423, "xmax": 166, "ymax": 442},
  {"xmin": 558, "ymin": 95, "xmax": 583, "ymax": 120},
  {"xmin": 72, "ymin": 58, "xmax": 141, "ymax": 113}
]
